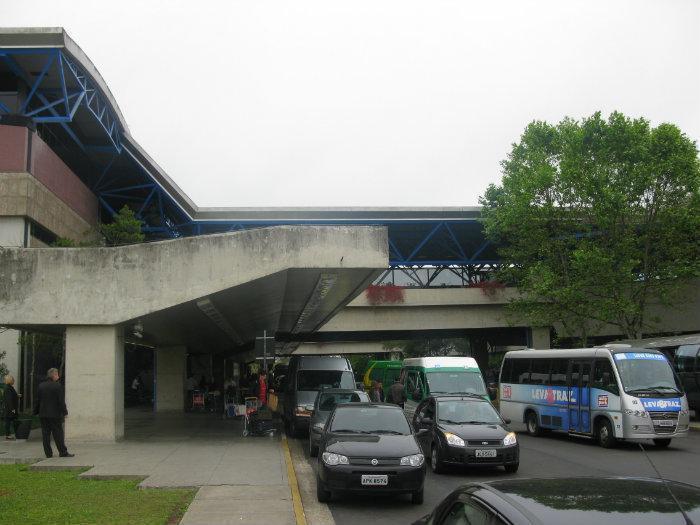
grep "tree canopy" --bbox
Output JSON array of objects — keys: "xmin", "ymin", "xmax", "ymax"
[
  {"xmin": 101, "ymin": 205, "xmax": 146, "ymax": 246},
  {"xmin": 480, "ymin": 112, "xmax": 700, "ymax": 342}
]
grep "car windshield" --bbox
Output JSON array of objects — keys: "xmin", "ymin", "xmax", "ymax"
[
  {"xmin": 426, "ymin": 371, "xmax": 486, "ymax": 395},
  {"xmin": 437, "ymin": 400, "xmax": 502, "ymax": 424},
  {"xmin": 330, "ymin": 407, "xmax": 411, "ymax": 435},
  {"xmin": 614, "ymin": 352, "xmax": 682, "ymax": 393},
  {"xmin": 297, "ymin": 370, "xmax": 355, "ymax": 391},
  {"xmin": 317, "ymin": 392, "xmax": 367, "ymax": 411}
]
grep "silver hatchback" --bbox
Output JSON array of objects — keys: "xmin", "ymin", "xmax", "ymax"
[{"xmin": 308, "ymin": 389, "xmax": 369, "ymax": 456}]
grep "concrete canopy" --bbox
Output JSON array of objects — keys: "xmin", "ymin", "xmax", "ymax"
[{"xmin": 0, "ymin": 225, "xmax": 388, "ymax": 354}]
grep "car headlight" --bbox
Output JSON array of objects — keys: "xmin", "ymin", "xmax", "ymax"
[
  {"xmin": 295, "ymin": 405, "xmax": 313, "ymax": 417},
  {"xmin": 503, "ymin": 432, "xmax": 517, "ymax": 446},
  {"xmin": 400, "ymin": 454, "xmax": 425, "ymax": 467},
  {"xmin": 313, "ymin": 422, "xmax": 325, "ymax": 432},
  {"xmin": 321, "ymin": 452, "xmax": 349, "ymax": 466},
  {"xmin": 443, "ymin": 432, "xmax": 465, "ymax": 447},
  {"xmin": 624, "ymin": 409, "xmax": 649, "ymax": 418}
]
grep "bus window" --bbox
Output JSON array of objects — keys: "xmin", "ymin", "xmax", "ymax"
[
  {"xmin": 592, "ymin": 359, "xmax": 619, "ymax": 395},
  {"xmin": 550, "ymin": 359, "xmax": 568, "ymax": 386},
  {"xmin": 530, "ymin": 359, "xmax": 551, "ymax": 385},
  {"xmin": 676, "ymin": 345, "xmax": 699, "ymax": 373},
  {"xmin": 512, "ymin": 359, "xmax": 531, "ymax": 384},
  {"xmin": 500, "ymin": 359, "xmax": 514, "ymax": 383}
]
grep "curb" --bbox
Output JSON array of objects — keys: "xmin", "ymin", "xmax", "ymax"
[{"xmin": 282, "ymin": 433, "xmax": 308, "ymax": 525}]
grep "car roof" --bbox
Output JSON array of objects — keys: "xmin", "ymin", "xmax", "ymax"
[
  {"xmin": 462, "ymin": 477, "xmax": 700, "ymax": 525},
  {"xmin": 430, "ymin": 394, "xmax": 488, "ymax": 402}
]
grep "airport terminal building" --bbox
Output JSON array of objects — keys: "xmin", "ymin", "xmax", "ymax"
[{"xmin": 1, "ymin": 28, "xmax": 699, "ymax": 442}]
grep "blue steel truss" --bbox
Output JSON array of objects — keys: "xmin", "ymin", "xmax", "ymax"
[{"xmin": 1, "ymin": 47, "xmax": 501, "ymax": 276}]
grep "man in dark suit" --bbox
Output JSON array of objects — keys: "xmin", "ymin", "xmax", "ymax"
[{"xmin": 33, "ymin": 368, "xmax": 73, "ymax": 458}]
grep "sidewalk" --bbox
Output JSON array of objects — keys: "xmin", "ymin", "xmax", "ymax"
[{"xmin": 0, "ymin": 410, "xmax": 299, "ymax": 524}]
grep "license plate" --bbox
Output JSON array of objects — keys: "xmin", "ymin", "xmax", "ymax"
[
  {"xmin": 654, "ymin": 420, "xmax": 675, "ymax": 427},
  {"xmin": 475, "ymin": 449, "xmax": 497, "ymax": 458},
  {"xmin": 361, "ymin": 475, "xmax": 388, "ymax": 486}
]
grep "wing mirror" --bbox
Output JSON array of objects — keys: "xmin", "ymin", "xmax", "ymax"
[
  {"xmin": 503, "ymin": 418, "xmax": 511, "ymax": 425},
  {"xmin": 416, "ymin": 428, "xmax": 430, "ymax": 437},
  {"xmin": 420, "ymin": 417, "xmax": 434, "ymax": 426}
]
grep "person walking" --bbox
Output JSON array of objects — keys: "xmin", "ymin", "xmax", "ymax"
[
  {"xmin": 33, "ymin": 368, "xmax": 73, "ymax": 458},
  {"xmin": 3, "ymin": 374, "xmax": 19, "ymax": 440},
  {"xmin": 370, "ymin": 380, "xmax": 384, "ymax": 403},
  {"xmin": 389, "ymin": 377, "xmax": 407, "ymax": 408}
]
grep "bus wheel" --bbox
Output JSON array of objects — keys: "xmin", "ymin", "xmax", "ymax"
[
  {"xmin": 596, "ymin": 419, "xmax": 617, "ymax": 448},
  {"xmin": 653, "ymin": 438, "xmax": 672, "ymax": 448},
  {"xmin": 526, "ymin": 412, "xmax": 542, "ymax": 437}
]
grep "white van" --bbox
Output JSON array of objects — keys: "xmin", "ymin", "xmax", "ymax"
[{"xmin": 400, "ymin": 356, "xmax": 488, "ymax": 419}]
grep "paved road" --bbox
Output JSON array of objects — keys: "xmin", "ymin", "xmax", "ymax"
[{"xmin": 293, "ymin": 431, "xmax": 700, "ymax": 525}]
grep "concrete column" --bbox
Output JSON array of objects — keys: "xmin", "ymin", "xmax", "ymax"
[
  {"xmin": 65, "ymin": 325, "xmax": 124, "ymax": 441},
  {"xmin": 155, "ymin": 346, "xmax": 186, "ymax": 412},
  {"xmin": 530, "ymin": 327, "xmax": 551, "ymax": 349}
]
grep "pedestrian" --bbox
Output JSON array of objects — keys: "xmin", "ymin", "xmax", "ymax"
[
  {"xmin": 33, "ymin": 368, "xmax": 73, "ymax": 458},
  {"xmin": 3, "ymin": 374, "xmax": 19, "ymax": 440},
  {"xmin": 370, "ymin": 380, "xmax": 384, "ymax": 403},
  {"xmin": 258, "ymin": 371, "xmax": 268, "ymax": 406},
  {"xmin": 389, "ymin": 377, "xmax": 407, "ymax": 408}
]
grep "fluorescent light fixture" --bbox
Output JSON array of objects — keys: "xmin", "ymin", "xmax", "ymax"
[
  {"xmin": 291, "ymin": 273, "xmax": 338, "ymax": 334},
  {"xmin": 196, "ymin": 298, "xmax": 244, "ymax": 345}
]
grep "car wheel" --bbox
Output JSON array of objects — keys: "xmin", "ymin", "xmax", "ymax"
[
  {"xmin": 430, "ymin": 444, "xmax": 444, "ymax": 474},
  {"xmin": 411, "ymin": 488, "xmax": 424, "ymax": 505},
  {"xmin": 504, "ymin": 463, "xmax": 519, "ymax": 473},
  {"xmin": 309, "ymin": 438, "xmax": 318, "ymax": 457},
  {"xmin": 316, "ymin": 476, "xmax": 331, "ymax": 503},
  {"xmin": 653, "ymin": 438, "xmax": 672, "ymax": 448},
  {"xmin": 526, "ymin": 411, "xmax": 542, "ymax": 437},
  {"xmin": 596, "ymin": 419, "xmax": 617, "ymax": 448}
]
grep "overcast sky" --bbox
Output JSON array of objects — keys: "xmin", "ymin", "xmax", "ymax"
[{"xmin": 6, "ymin": 1, "xmax": 700, "ymax": 207}]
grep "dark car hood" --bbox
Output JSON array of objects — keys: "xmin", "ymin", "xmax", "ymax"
[
  {"xmin": 326, "ymin": 433, "xmax": 421, "ymax": 457},
  {"xmin": 438, "ymin": 422, "xmax": 508, "ymax": 440}
]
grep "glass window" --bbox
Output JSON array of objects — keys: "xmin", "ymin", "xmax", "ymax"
[
  {"xmin": 437, "ymin": 400, "xmax": 501, "ymax": 425},
  {"xmin": 317, "ymin": 392, "xmax": 366, "ymax": 411},
  {"xmin": 426, "ymin": 371, "xmax": 486, "ymax": 395},
  {"xmin": 406, "ymin": 371, "xmax": 419, "ymax": 393},
  {"xmin": 511, "ymin": 359, "xmax": 531, "ymax": 385},
  {"xmin": 330, "ymin": 406, "xmax": 411, "ymax": 434},
  {"xmin": 592, "ymin": 359, "xmax": 619, "ymax": 394},
  {"xmin": 676, "ymin": 345, "xmax": 699, "ymax": 373},
  {"xmin": 384, "ymin": 368, "xmax": 401, "ymax": 384},
  {"xmin": 500, "ymin": 359, "xmax": 513, "ymax": 383},
  {"xmin": 530, "ymin": 359, "xmax": 551, "ymax": 385},
  {"xmin": 614, "ymin": 353, "xmax": 682, "ymax": 393},
  {"xmin": 440, "ymin": 500, "xmax": 505, "ymax": 525},
  {"xmin": 550, "ymin": 359, "xmax": 568, "ymax": 386},
  {"xmin": 297, "ymin": 370, "xmax": 354, "ymax": 391}
]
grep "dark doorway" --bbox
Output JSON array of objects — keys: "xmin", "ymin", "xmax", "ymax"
[{"xmin": 125, "ymin": 343, "xmax": 154, "ymax": 408}]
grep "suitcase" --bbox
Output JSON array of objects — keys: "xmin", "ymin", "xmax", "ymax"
[{"xmin": 250, "ymin": 416, "xmax": 274, "ymax": 434}]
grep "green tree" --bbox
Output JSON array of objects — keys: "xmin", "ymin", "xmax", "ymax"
[
  {"xmin": 481, "ymin": 112, "xmax": 700, "ymax": 343},
  {"xmin": 101, "ymin": 205, "xmax": 145, "ymax": 246}
]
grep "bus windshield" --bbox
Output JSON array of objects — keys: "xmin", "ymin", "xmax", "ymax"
[
  {"xmin": 426, "ymin": 371, "xmax": 486, "ymax": 396},
  {"xmin": 613, "ymin": 352, "xmax": 682, "ymax": 394}
]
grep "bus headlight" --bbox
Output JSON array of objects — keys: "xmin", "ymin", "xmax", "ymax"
[
  {"xmin": 624, "ymin": 409, "xmax": 649, "ymax": 418},
  {"xmin": 295, "ymin": 405, "xmax": 313, "ymax": 417},
  {"xmin": 313, "ymin": 422, "xmax": 325, "ymax": 432},
  {"xmin": 322, "ymin": 452, "xmax": 349, "ymax": 466},
  {"xmin": 503, "ymin": 432, "xmax": 517, "ymax": 446},
  {"xmin": 443, "ymin": 432, "xmax": 465, "ymax": 447},
  {"xmin": 400, "ymin": 454, "xmax": 425, "ymax": 467}
]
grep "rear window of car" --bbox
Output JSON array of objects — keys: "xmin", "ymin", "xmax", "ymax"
[
  {"xmin": 330, "ymin": 407, "xmax": 411, "ymax": 435},
  {"xmin": 297, "ymin": 370, "xmax": 354, "ymax": 391},
  {"xmin": 318, "ymin": 392, "xmax": 367, "ymax": 411}
]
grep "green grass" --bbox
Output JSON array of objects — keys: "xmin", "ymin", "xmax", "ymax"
[{"xmin": 0, "ymin": 464, "xmax": 196, "ymax": 525}]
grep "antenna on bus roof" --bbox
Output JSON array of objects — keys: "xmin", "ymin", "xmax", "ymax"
[{"xmin": 637, "ymin": 442, "xmax": 693, "ymax": 525}]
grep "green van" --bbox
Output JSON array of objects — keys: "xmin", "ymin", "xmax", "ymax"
[{"xmin": 362, "ymin": 360, "xmax": 403, "ymax": 398}]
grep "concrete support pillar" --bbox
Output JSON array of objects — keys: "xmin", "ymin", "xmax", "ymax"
[
  {"xmin": 155, "ymin": 346, "xmax": 186, "ymax": 412},
  {"xmin": 530, "ymin": 327, "xmax": 551, "ymax": 349},
  {"xmin": 65, "ymin": 325, "xmax": 124, "ymax": 441}
]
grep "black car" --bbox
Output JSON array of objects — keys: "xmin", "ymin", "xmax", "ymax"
[
  {"xmin": 316, "ymin": 403, "xmax": 428, "ymax": 504},
  {"xmin": 413, "ymin": 477, "xmax": 700, "ymax": 525},
  {"xmin": 412, "ymin": 395, "xmax": 519, "ymax": 473}
]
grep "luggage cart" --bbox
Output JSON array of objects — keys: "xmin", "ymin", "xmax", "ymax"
[{"xmin": 243, "ymin": 397, "xmax": 274, "ymax": 437}]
